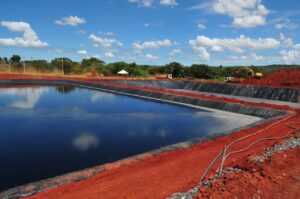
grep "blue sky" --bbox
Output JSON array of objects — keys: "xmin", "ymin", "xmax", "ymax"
[{"xmin": 0, "ymin": 0, "xmax": 300, "ymax": 66}]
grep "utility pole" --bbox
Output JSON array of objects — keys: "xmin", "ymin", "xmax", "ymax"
[
  {"xmin": 23, "ymin": 61, "xmax": 26, "ymax": 74},
  {"xmin": 61, "ymin": 58, "xmax": 64, "ymax": 75},
  {"xmin": 8, "ymin": 61, "xmax": 11, "ymax": 73}
]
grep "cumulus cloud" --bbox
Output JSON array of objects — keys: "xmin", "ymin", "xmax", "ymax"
[
  {"xmin": 75, "ymin": 30, "xmax": 87, "ymax": 35},
  {"xmin": 128, "ymin": 0, "xmax": 154, "ymax": 8},
  {"xmin": 129, "ymin": 0, "xmax": 177, "ymax": 8},
  {"xmin": 192, "ymin": 46, "xmax": 210, "ymax": 61},
  {"xmin": 89, "ymin": 34, "xmax": 123, "ymax": 49},
  {"xmin": 0, "ymin": 21, "xmax": 48, "ymax": 47},
  {"xmin": 160, "ymin": 0, "xmax": 178, "ymax": 7},
  {"xmin": 229, "ymin": 53, "xmax": 264, "ymax": 61},
  {"xmin": 192, "ymin": 0, "xmax": 269, "ymax": 28},
  {"xmin": 169, "ymin": 48, "xmax": 182, "ymax": 56},
  {"xmin": 77, "ymin": 49, "xmax": 88, "ymax": 55},
  {"xmin": 133, "ymin": 39, "xmax": 176, "ymax": 51},
  {"xmin": 280, "ymin": 50, "xmax": 299, "ymax": 64},
  {"xmin": 189, "ymin": 35, "xmax": 280, "ymax": 54},
  {"xmin": 105, "ymin": 32, "xmax": 115, "ymax": 36},
  {"xmin": 55, "ymin": 16, "xmax": 86, "ymax": 26},
  {"xmin": 145, "ymin": 54, "xmax": 159, "ymax": 59},
  {"xmin": 279, "ymin": 42, "xmax": 300, "ymax": 64},
  {"xmin": 198, "ymin": 23, "xmax": 206, "ymax": 30},
  {"xmin": 280, "ymin": 33, "xmax": 294, "ymax": 48},
  {"xmin": 275, "ymin": 22, "xmax": 298, "ymax": 30},
  {"xmin": 104, "ymin": 52, "xmax": 114, "ymax": 58}
]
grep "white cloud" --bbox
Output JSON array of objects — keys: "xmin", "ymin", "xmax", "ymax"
[
  {"xmin": 105, "ymin": 32, "xmax": 115, "ymax": 36},
  {"xmin": 280, "ymin": 50, "xmax": 299, "ymax": 64},
  {"xmin": 77, "ymin": 49, "xmax": 88, "ymax": 55},
  {"xmin": 198, "ymin": 23, "xmax": 206, "ymax": 30},
  {"xmin": 51, "ymin": 49, "xmax": 64, "ymax": 53},
  {"xmin": 133, "ymin": 39, "xmax": 176, "ymax": 51},
  {"xmin": 0, "ymin": 21, "xmax": 48, "ymax": 47},
  {"xmin": 75, "ymin": 30, "xmax": 87, "ymax": 35},
  {"xmin": 144, "ymin": 22, "xmax": 150, "ymax": 27},
  {"xmin": 192, "ymin": 46, "xmax": 210, "ymax": 61},
  {"xmin": 189, "ymin": 35, "xmax": 280, "ymax": 54},
  {"xmin": 104, "ymin": 52, "xmax": 114, "ymax": 58},
  {"xmin": 89, "ymin": 34, "xmax": 123, "ymax": 49},
  {"xmin": 192, "ymin": 0, "xmax": 269, "ymax": 28},
  {"xmin": 145, "ymin": 54, "xmax": 159, "ymax": 59},
  {"xmin": 275, "ymin": 22, "xmax": 298, "ymax": 30},
  {"xmin": 211, "ymin": 45, "xmax": 223, "ymax": 52},
  {"xmin": 129, "ymin": 0, "xmax": 177, "ymax": 8},
  {"xmin": 280, "ymin": 33, "xmax": 294, "ymax": 48},
  {"xmin": 169, "ymin": 48, "xmax": 182, "ymax": 56},
  {"xmin": 55, "ymin": 16, "xmax": 86, "ymax": 26},
  {"xmin": 128, "ymin": 0, "xmax": 154, "ymax": 8},
  {"xmin": 230, "ymin": 53, "xmax": 264, "ymax": 61},
  {"xmin": 160, "ymin": 0, "xmax": 178, "ymax": 7},
  {"xmin": 279, "ymin": 40, "xmax": 300, "ymax": 64},
  {"xmin": 232, "ymin": 15, "xmax": 266, "ymax": 28}
]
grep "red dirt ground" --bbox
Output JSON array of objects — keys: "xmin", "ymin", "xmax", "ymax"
[
  {"xmin": 0, "ymin": 73, "xmax": 299, "ymax": 199},
  {"xmin": 198, "ymin": 146, "xmax": 300, "ymax": 199},
  {"xmin": 242, "ymin": 69, "xmax": 300, "ymax": 88}
]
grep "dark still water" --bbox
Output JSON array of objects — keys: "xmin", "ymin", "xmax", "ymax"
[{"xmin": 0, "ymin": 85, "xmax": 261, "ymax": 191}]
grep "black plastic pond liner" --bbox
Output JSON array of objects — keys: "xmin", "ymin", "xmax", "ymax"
[
  {"xmin": 104, "ymin": 80, "xmax": 187, "ymax": 89},
  {"xmin": 105, "ymin": 80, "xmax": 299, "ymax": 103},
  {"xmin": 183, "ymin": 81, "xmax": 299, "ymax": 102}
]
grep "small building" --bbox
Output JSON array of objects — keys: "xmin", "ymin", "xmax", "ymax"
[{"xmin": 117, "ymin": 70, "xmax": 129, "ymax": 77}]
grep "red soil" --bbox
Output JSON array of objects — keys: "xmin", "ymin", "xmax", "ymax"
[
  {"xmin": 0, "ymin": 73, "xmax": 299, "ymax": 198},
  {"xmin": 242, "ymin": 69, "xmax": 300, "ymax": 88},
  {"xmin": 198, "ymin": 145, "xmax": 300, "ymax": 199}
]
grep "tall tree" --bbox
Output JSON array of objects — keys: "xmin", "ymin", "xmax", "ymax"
[
  {"xmin": 189, "ymin": 64, "xmax": 211, "ymax": 79},
  {"xmin": 165, "ymin": 62, "xmax": 184, "ymax": 77},
  {"xmin": 10, "ymin": 55, "xmax": 21, "ymax": 63},
  {"xmin": 3, "ymin": 57, "xmax": 8, "ymax": 64},
  {"xmin": 81, "ymin": 57, "xmax": 105, "ymax": 67},
  {"xmin": 51, "ymin": 58, "xmax": 74, "ymax": 74}
]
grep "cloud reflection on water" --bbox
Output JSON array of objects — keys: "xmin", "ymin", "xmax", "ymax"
[
  {"xmin": 0, "ymin": 87, "xmax": 48, "ymax": 109},
  {"xmin": 90, "ymin": 92, "xmax": 115, "ymax": 103},
  {"xmin": 72, "ymin": 133, "xmax": 100, "ymax": 152}
]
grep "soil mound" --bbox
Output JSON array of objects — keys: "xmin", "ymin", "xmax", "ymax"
[{"xmin": 242, "ymin": 69, "xmax": 300, "ymax": 88}]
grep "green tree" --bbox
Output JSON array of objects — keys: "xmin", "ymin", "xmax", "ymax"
[
  {"xmin": 3, "ymin": 57, "xmax": 8, "ymax": 64},
  {"xmin": 189, "ymin": 64, "xmax": 211, "ymax": 79},
  {"xmin": 51, "ymin": 58, "xmax": 75, "ymax": 74},
  {"xmin": 10, "ymin": 55, "xmax": 21, "ymax": 63},
  {"xmin": 81, "ymin": 57, "xmax": 105, "ymax": 67},
  {"xmin": 165, "ymin": 62, "xmax": 184, "ymax": 78}
]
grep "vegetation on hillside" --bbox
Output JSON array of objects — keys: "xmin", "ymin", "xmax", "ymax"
[{"xmin": 0, "ymin": 55, "xmax": 299, "ymax": 80}]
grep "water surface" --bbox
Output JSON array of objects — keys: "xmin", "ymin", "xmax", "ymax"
[{"xmin": 0, "ymin": 85, "xmax": 261, "ymax": 191}]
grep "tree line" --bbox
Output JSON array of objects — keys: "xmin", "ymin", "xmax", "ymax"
[{"xmin": 0, "ymin": 54, "xmax": 291, "ymax": 79}]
